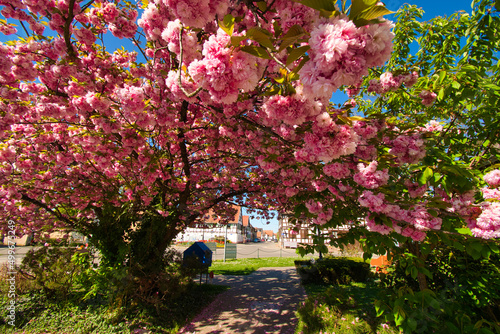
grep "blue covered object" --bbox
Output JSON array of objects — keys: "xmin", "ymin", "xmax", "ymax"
[{"xmin": 183, "ymin": 242, "xmax": 212, "ymax": 267}]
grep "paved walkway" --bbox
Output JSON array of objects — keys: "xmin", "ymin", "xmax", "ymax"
[{"xmin": 179, "ymin": 267, "xmax": 306, "ymax": 334}]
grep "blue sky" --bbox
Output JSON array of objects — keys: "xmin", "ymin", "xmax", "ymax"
[{"xmin": 387, "ymin": 0, "xmax": 474, "ymax": 20}]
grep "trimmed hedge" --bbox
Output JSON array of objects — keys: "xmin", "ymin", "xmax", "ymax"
[{"xmin": 295, "ymin": 257, "xmax": 370, "ymax": 285}]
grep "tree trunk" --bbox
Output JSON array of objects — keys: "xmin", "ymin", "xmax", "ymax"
[
  {"xmin": 128, "ymin": 212, "xmax": 180, "ymax": 277},
  {"xmin": 407, "ymin": 241, "xmax": 429, "ymax": 291}
]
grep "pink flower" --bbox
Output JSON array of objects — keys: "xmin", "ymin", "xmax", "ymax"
[
  {"xmin": 323, "ymin": 162, "xmax": 351, "ymax": 179},
  {"xmin": 484, "ymin": 169, "xmax": 500, "ymax": 188},
  {"xmin": 419, "ymin": 90, "xmax": 437, "ymax": 106},
  {"xmin": 353, "ymin": 161, "xmax": 389, "ymax": 189}
]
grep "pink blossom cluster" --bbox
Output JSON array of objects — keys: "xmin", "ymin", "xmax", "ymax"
[
  {"xmin": 295, "ymin": 125, "xmax": 359, "ymax": 163},
  {"xmin": 366, "ymin": 216, "xmax": 392, "ymax": 235},
  {"xmin": 85, "ymin": 2, "xmax": 138, "ymax": 38},
  {"xmin": 272, "ymin": 0, "xmax": 319, "ymax": 33},
  {"xmin": 420, "ymin": 120, "xmax": 444, "ymax": 132},
  {"xmin": 0, "ymin": 0, "xmax": 49, "ymax": 35},
  {"xmin": 261, "ymin": 92, "xmax": 322, "ymax": 126},
  {"xmin": 163, "ymin": 0, "xmax": 228, "ymax": 29},
  {"xmin": 353, "ymin": 121, "xmax": 378, "ymax": 139},
  {"xmin": 482, "ymin": 187, "xmax": 500, "ymax": 200},
  {"xmin": 389, "ymin": 133, "xmax": 426, "ymax": 164},
  {"xmin": 408, "ymin": 205, "xmax": 442, "ymax": 231},
  {"xmin": 161, "ymin": 20, "xmax": 201, "ymax": 65},
  {"xmin": 483, "ymin": 169, "xmax": 500, "ymax": 188},
  {"xmin": 300, "ymin": 16, "xmax": 394, "ymax": 101},
  {"xmin": 404, "ymin": 180, "xmax": 427, "ymax": 198},
  {"xmin": 323, "ymin": 162, "xmax": 351, "ymax": 179},
  {"xmin": 0, "ymin": 23, "xmax": 16, "ymax": 35},
  {"xmin": 469, "ymin": 202, "xmax": 500, "ymax": 239},
  {"xmin": 400, "ymin": 226, "xmax": 426, "ymax": 241},
  {"xmin": 165, "ymin": 70, "xmax": 200, "ymax": 102},
  {"xmin": 359, "ymin": 191, "xmax": 442, "ymax": 241},
  {"xmin": 138, "ymin": 3, "xmax": 174, "ymax": 41},
  {"xmin": 188, "ymin": 29, "xmax": 263, "ymax": 104},
  {"xmin": 367, "ymin": 71, "xmax": 419, "ymax": 94},
  {"xmin": 358, "ymin": 190, "xmax": 387, "ymax": 213},
  {"xmin": 419, "ymin": 90, "xmax": 437, "ymax": 106},
  {"xmin": 352, "ymin": 121, "xmax": 380, "ymax": 160},
  {"xmin": 305, "ymin": 200, "xmax": 333, "ymax": 225},
  {"xmin": 353, "ymin": 161, "xmax": 389, "ymax": 189}
]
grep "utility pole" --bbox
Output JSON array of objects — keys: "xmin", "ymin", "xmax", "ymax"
[
  {"xmin": 223, "ymin": 223, "xmax": 228, "ymax": 262},
  {"xmin": 317, "ymin": 226, "xmax": 323, "ymax": 259}
]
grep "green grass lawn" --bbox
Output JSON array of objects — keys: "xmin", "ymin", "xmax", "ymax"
[{"xmin": 210, "ymin": 257, "xmax": 300, "ymax": 275}]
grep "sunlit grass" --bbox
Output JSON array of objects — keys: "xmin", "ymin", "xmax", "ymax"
[{"xmin": 210, "ymin": 257, "xmax": 301, "ymax": 275}]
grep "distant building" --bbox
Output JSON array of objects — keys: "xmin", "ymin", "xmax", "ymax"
[
  {"xmin": 277, "ymin": 213, "xmax": 355, "ymax": 249},
  {"xmin": 175, "ymin": 206, "xmax": 263, "ymax": 244},
  {"xmin": 263, "ymin": 230, "xmax": 276, "ymax": 241}
]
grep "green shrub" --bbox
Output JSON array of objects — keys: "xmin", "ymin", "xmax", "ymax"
[
  {"xmin": 295, "ymin": 257, "xmax": 371, "ymax": 285},
  {"xmin": 376, "ymin": 243, "xmax": 500, "ymax": 333},
  {"xmin": 296, "ymin": 284, "xmax": 396, "ymax": 334},
  {"xmin": 19, "ymin": 246, "xmax": 90, "ymax": 299}
]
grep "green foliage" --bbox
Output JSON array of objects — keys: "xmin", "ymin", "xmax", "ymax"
[
  {"xmin": 376, "ymin": 241, "xmax": 500, "ymax": 333},
  {"xmin": 0, "ymin": 283, "xmax": 228, "ymax": 333},
  {"xmin": 295, "ymin": 257, "xmax": 371, "ymax": 285},
  {"xmin": 296, "ymin": 283, "xmax": 397, "ymax": 334},
  {"xmin": 0, "ymin": 246, "xmax": 228, "ymax": 333},
  {"xmin": 19, "ymin": 247, "xmax": 89, "ymax": 299}
]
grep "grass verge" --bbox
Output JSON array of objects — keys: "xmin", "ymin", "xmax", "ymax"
[
  {"xmin": 210, "ymin": 257, "xmax": 299, "ymax": 275},
  {"xmin": 0, "ymin": 283, "xmax": 229, "ymax": 334}
]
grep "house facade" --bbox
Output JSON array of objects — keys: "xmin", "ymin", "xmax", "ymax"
[
  {"xmin": 277, "ymin": 213, "xmax": 354, "ymax": 248},
  {"xmin": 175, "ymin": 206, "xmax": 259, "ymax": 244}
]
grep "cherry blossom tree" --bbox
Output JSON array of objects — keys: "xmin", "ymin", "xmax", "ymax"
[{"xmin": 0, "ymin": 0, "xmax": 498, "ymax": 289}]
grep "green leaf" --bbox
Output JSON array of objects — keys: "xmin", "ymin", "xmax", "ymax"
[
  {"xmin": 410, "ymin": 266, "xmax": 418, "ymax": 279},
  {"xmin": 261, "ymin": 86, "xmax": 281, "ymax": 96},
  {"xmin": 278, "ymin": 25, "xmax": 306, "ymax": 51},
  {"xmin": 442, "ymin": 165, "xmax": 473, "ymax": 178},
  {"xmin": 451, "ymin": 81, "xmax": 461, "ymax": 89},
  {"xmin": 230, "ymin": 36, "xmax": 246, "ymax": 47},
  {"xmin": 419, "ymin": 267, "xmax": 433, "ymax": 279},
  {"xmin": 296, "ymin": 0, "xmax": 337, "ymax": 12},
  {"xmin": 455, "ymin": 227, "xmax": 472, "ymax": 236},
  {"xmin": 482, "ymin": 83, "xmax": 500, "ymax": 91},
  {"xmin": 246, "ymin": 27, "xmax": 274, "ymax": 49},
  {"xmin": 438, "ymin": 70, "xmax": 446, "ymax": 84},
  {"xmin": 350, "ymin": 0, "xmax": 377, "ymax": 19},
  {"xmin": 240, "ymin": 45, "xmax": 271, "ymax": 59},
  {"xmin": 355, "ymin": 5, "xmax": 394, "ymax": 24},
  {"xmin": 453, "ymin": 241, "xmax": 465, "ymax": 252},
  {"xmin": 318, "ymin": 8, "xmax": 339, "ymax": 18},
  {"xmin": 408, "ymin": 318, "xmax": 418, "ymax": 332},
  {"xmin": 438, "ymin": 87, "xmax": 445, "ymax": 101},
  {"xmin": 274, "ymin": 76, "xmax": 286, "ymax": 84},
  {"xmin": 481, "ymin": 247, "xmax": 491, "ymax": 259},
  {"xmin": 286, "ymin": 45, "xmax": 310, "ymax": 66},
  {"xmin": 256, "ymin": 1, "xmax": 267, "ymax": 12},
  {"xmin": 374, "ymin": 300, "xmax": 385, "ymax": 317},
  {"xmin": 418, "ymin": 167, "xmax": 433, "ymax": 185},
  {"xmin": 219, "ymin": 14, "xmax": 235, "ymax": 36}
]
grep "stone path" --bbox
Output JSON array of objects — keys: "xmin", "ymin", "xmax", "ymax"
[{"xmin": 179, "ymin": 267, "xmax": 306, "ymax": 334}]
